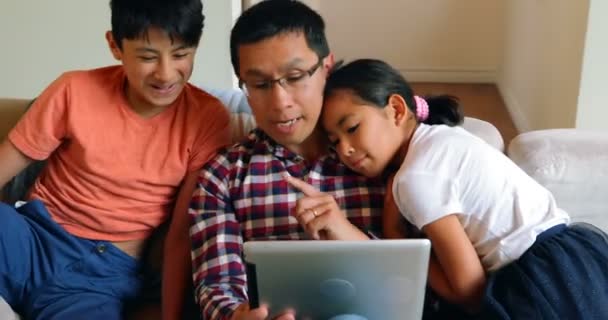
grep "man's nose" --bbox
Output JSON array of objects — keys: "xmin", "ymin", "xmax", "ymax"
[{"xmin": 268, "ymin": 83, "xmax": 294, "ymax": 111}]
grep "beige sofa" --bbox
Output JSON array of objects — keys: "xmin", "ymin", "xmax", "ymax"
[{"xmin": 1, "ymin": 92, "xmax": 607, "ymax": 318}]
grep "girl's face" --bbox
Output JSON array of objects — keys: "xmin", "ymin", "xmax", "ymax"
[{"xmin": 322, "ymin": 90, "xmax": 409, "ymax": 178}]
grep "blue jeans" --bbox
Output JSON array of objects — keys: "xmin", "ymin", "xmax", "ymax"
[{"xmin": 0, "ymin": 200, "xmax": 144, "ymax": 319}]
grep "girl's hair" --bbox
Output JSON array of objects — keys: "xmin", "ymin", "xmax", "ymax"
[{"xmin": 324, "ymin": 59, "xmax": 463, "ymax": 126}]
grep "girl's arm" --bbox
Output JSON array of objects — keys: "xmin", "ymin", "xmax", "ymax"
[
  {"xmin": 383, "ymin": 174, "xmax": 407, "ymax": 238},
  {"xmin": 422, "ymin": 214, "xmax": 486, "ymax": 310}
]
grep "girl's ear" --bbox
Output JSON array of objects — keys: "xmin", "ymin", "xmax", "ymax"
[{"xmin": 385, "ymin": 94, "xmax": 411, "ymax": 126}]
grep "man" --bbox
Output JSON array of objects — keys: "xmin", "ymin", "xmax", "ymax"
[{"xmin": 188, "ymin": 1, "xmax": 385, "ymax": 319}]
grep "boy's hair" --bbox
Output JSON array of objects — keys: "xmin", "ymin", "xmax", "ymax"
[
  {"xmin": 110, "ymin": 0, "xmax": 204, "ymax": 49},
  {"xmin": 324, "ymin": 59, "xmax": 464, "ymax": 126},
  {"xmin": 230, "ymin": 0, "xmax": 330, "ymax": 77}
]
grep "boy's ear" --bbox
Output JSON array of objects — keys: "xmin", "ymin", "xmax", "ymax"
[
  {"xmin": 106, "ymin": 31, "xmax": 122, "ymax": 60},
  {"xmin": 386, "ymin": 94, "xmax": 410, "ymax": 126}
]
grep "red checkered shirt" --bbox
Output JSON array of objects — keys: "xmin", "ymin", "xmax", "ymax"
[{"xmin": 189, "ymin": 129, "xmax": 385, "ymax": 319}]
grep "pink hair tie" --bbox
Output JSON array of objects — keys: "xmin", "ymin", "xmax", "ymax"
[{"xmin": 414, "ymin": 95, "xmax": 429, "ymax": 122}]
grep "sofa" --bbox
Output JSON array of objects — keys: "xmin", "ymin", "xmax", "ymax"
[{"xmin": 1, "ymin": 89, "xmax": 607, "ymax": 318}]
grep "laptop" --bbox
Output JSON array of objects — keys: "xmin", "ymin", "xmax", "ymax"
[{"xmin": 243, "ymin": 239, "xmax": 431, "ymax": 320}]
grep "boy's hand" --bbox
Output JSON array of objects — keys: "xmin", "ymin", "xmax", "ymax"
[
  {"xmin": 284, "ymin": 175, "xmax": 368, "ymax": 240},
  {"xmin": 231, "ymin": 303, "xmax": 295, "ymax": 320}
]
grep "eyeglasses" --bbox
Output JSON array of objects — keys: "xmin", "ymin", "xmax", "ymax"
[{"xmin": 239, "ymin": 58, "xmax": 323, "ymax": 98}]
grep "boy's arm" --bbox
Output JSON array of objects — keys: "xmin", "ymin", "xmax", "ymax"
[
  {"xmin": 0, "ymin": 139, "xmax": 33, "ymax": 191},
  {"xmin": 162, "ymin": 103, "xmax": 232, "ymax": 319},
  {"xmin": 190, "ymin": 158, "xmax": 249, "ymax": 320},
  {"xmin": 162, "ymin": 170, "xmax": 199, "ymax": 320}
]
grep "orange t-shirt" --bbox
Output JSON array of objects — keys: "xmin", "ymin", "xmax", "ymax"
[{"xmin": 9, "ymin": 66, "xmax": 230, "ymax": 241}]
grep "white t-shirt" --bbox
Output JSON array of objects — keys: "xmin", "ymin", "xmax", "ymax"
[{"xmin": 392, "ymin": 124, "xmax": 569, "ymax": 271}]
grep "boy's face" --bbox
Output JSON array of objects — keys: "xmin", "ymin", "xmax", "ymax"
[
  {"xmin": 237, "ymin": 33, "xmax": 332, "ymax": 153},
  {"xmin": 106, "ymin": 27, "xmax": 196, "ymax": 115}
]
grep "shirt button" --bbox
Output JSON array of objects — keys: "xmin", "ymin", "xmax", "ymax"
[{"xmin": 96, "ymin": 244, "xmax": 107, "ymax": 253}]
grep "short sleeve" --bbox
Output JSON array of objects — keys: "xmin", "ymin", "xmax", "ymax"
[
  {"xmin": 8, "ymin": 74, "xmax": 70, "ymax": 160},
  {"xmin": 392, "ymin": 171, "xmax": 463, "ymax": 230},
  {"xmin": 187, "ymin": 101, "xmax": 231, "ymax": 172}
]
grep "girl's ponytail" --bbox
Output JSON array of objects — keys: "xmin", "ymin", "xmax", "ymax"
[{"xmin": 418, "ymin": 95, "xmax": 463, "ymax": 126}]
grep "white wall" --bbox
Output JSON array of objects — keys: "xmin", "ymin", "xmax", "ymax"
[
  {"xmin": 497, "ymin": 0, "xmax": 589, "ymax": 131},
  {"xmin": 576, "ymin": 0, "xmax": 608, "ymax": 130},
  {"xmin": 321, "ymin": 0, "xmax": 506, "ymax": 83},
  {"xmin": 0, "ymin": 0, "xmax": 237, "ymax": 99},
  {"xmin": 198, "ymin": 0, "xmax": 241, "ymax": 90},
  {"xmin": 1, "ymin": 1, "xmax": 113, "ymax": 99}
]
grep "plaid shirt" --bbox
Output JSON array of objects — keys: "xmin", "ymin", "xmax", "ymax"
[{"xmin": 189, "ymin": 129, "xmax": 385, "ymax": 320}]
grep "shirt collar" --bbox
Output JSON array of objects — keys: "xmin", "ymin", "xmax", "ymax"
[{"xmin": 250, "ymin": 128, "xmax": 308, "ymax": 162}]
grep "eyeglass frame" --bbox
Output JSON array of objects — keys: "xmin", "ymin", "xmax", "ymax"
[{"xmin": 238, "ymin": 57, "xmax": 324, "ymax": 97}]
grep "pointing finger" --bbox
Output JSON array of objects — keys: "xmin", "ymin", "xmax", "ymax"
[{"xmin": 284, "ymin": 174, "xmax": 321, "ymax": 196}]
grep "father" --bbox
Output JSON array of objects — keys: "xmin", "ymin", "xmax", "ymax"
[{"xmin": 188, "ymin": 1, "xmax": 385, "ymax": 319}]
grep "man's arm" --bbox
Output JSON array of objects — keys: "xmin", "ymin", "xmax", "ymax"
[
  {"xmin": 0, "ymin": 139, "xmax": 33, "ymax": 191},
  {"xmin": 161, "ymin": 170, "xmax": 199, "ymax": 319},
  {"xmin": 189, "ymin": 155, "xmax": 249, "ymax": 320}
]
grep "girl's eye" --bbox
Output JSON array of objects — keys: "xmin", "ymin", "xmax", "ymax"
[
  {"xmin": 174, "ymin": 53, "xmax": 189, "ymax": 59},
  {"xmin": 139, "ymin": 56, "xmax": 156, "ymax": 61},
  {"xmin": 328, "ymin": 139, "xmax": 339, "ymax": 151},
  {"xmin": 347, "ymin": 124, "xmax": 359, "ymax": 134}
]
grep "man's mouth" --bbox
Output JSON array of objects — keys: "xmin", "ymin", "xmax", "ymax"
[{"xmin": 277, "ymin": 117, "xmax": 302, "ymax": 127}]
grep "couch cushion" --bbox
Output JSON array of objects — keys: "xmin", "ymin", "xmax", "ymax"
[
  {"xmin": 461, "ymin": 117, "xmax": 504, "ymax": 152},
  {"xmin": 508, "ymin": 129, "xmax": 608, "ymax": 231},
  {"xmin": 0, "ymin": 99, "xmax": 31, "ymax": 139},
  {"xmin": 0, "ymin": 298, "xmax": 19, "ymax": 320}
]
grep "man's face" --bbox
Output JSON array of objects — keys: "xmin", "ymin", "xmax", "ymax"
[
  {"xmin": 237, "ymin": 33, "xmax": 332, "ymax": 152},
  {"xmin": 107, "ymin": 27, "xmax": 197, "ymax": 115}
]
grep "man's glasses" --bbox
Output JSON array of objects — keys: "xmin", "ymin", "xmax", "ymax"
[{"xmin": 239, "ymin": 58, "xmax": 323, "ymax": 98}]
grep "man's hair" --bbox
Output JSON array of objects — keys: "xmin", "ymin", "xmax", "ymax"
[
  {"xmin": 110, "ymin": 0, "xmax": 204, "ymax": 49},
  {"xmin": 230, "ymin": 0, "xmax": 330, "ymax": 77}
]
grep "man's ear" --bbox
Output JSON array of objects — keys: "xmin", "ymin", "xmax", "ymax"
[
  {"xmin": 106, "ymin": 31, "xmax": 122, "ymax": 60},
  {"xmin": 385, "ymin": 94, "xmax": 410, "ymax": 126},
  {"xmin": 323, "ymin": 53, "xmax": 335, "ymax": 74}
]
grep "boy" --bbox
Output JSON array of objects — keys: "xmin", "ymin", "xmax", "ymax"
[
  {"xmin": 189, "ymin": 1, "xmax": 385, "ymax": 319},
  {"xmin": 0, "ymin": 0, "xmax": 229, "ymax": 318}
]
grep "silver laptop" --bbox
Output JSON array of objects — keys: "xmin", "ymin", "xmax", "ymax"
[{"xmin": 243, "ymin": 239, "xmax": 431, "ymax": 320}]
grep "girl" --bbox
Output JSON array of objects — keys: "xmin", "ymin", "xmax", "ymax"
[{"xmin": 320, "ymin": 59, "xmax": 608, "ymax": 319}]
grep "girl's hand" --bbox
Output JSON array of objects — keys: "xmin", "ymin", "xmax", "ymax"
[
  {"xmin": 284, "ymin": 175, "xmax": 369, "ymax": 240},
  {"xmin": 383, "ymin": 174, "xmax": 407, "ymax": 239}
]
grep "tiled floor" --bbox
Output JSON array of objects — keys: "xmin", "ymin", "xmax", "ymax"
[{"xmin": 411, "ymin": 83, "xmax": 519, "ymax": 147}]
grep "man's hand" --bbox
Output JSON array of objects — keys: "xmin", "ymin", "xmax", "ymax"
[
  {"xmin": 284, "ymin": 175, "xmax": 368, "ymax": 240},
  {"xmin": 231, "ymin": 303, "xmax": 295, "ymax": 320}
]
